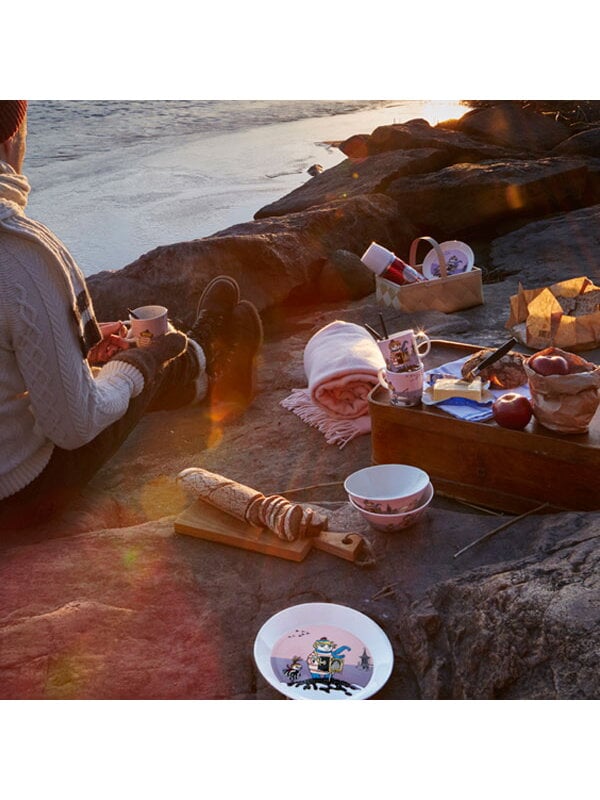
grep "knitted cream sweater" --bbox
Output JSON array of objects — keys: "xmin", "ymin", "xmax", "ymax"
[{"xmin": 0, "ymin": 164, "xmax": 145, "ymax": 499}]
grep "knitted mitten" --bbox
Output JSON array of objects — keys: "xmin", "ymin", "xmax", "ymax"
[{"xmin": 109, "ymin": 332, "xmax": 188, "ymax": 384}]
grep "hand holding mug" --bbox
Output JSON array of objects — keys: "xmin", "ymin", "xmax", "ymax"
[
  {"xmin": 129, "ymin": 305, "xmax": 169, "ymax": 347},
  {"xmin": 88, "ymin": 321, "xmax": 131, "ymax": 365}
]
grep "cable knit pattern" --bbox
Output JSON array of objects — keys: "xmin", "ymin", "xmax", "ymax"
[
  {"xmin": 0, "ymin": 162, "xmax": 30, "ymax": 216},
  {"xmin": 0, "ymin": 162, "xmax": 146, "ymax": 499},
  {"xmin": 0, "ymin": 163, "xmax": 101, "ymax": 356}
]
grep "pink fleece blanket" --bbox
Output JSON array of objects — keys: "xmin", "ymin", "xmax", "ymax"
[{"xmin": 281, "ymin": 320, "xmax": 386, "ymax": 448}]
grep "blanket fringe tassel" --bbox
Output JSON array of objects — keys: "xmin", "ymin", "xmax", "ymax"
[{"xmin": 281, "ymin": 390, "xmax": 371, "ymax": 450}]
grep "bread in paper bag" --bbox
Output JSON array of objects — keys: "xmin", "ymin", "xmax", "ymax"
[{"xmin": 524, "ymin": 347, "xmax": 600, "ymax": 433}]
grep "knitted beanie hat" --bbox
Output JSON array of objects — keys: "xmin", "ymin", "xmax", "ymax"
[{"xmin": 0, "ymin": 101, "xmax": 28, "ymax": 144}]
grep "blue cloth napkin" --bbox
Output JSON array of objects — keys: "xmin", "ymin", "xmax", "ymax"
[{"xmin": 423, "ymin": 355, "xmax": 531, "ymax": 423}]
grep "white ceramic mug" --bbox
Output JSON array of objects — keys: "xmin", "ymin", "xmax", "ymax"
[
  {"xmin": 378, "ymin": 366, "xmax": 424, "ymax": 407},
  {"xmin": 377, "ymin": 329, "xmax": 431, "ymax": 373},
  {"xmin": 129, "ymin": 305, "xmax": 168, "ymax": 347}
]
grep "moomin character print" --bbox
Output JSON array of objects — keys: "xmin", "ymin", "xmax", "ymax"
[{"xmin": 306, "ymin": 636, "xmax": 351, "ymax": 680}]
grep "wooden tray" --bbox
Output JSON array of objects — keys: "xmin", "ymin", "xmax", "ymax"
[{"xmin": 368, "ymin": 339, "xmax": 600, "ymax": 513}]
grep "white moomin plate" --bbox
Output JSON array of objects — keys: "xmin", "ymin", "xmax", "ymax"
[
  {"xmin": 422, "ymin": 240, "xmax": 474, "ymax": 280},
  {"xmin": 253, "ymin": 602, "xmax": 394, "ymax": 700}
]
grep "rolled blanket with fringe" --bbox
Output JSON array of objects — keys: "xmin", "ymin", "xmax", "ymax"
[{"xmin": 281, "ymin": 320, "xmax": 385, "ymax": 449}]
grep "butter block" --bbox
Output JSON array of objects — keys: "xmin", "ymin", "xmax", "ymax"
[{"xmin": 432, "ymin": 377, "xmax": 484, "ymax": 403}]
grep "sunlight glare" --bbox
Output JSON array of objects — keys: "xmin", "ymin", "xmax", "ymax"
[{"xmin": 416, "ymin": 101, "xmax": 470, "ymax": 125}]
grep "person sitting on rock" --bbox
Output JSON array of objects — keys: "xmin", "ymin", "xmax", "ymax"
[{"xmin": 0, "ymin": 101, "xmax": 263, "ymax": 530}]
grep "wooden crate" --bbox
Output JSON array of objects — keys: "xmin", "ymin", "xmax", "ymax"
[{"xmin": 368, "ymin": 340, "xmax": 600, "ymax": 513}]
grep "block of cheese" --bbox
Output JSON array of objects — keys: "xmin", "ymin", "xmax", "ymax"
[{"xmin": 432, "ymin": 376, "xmax": 484, "ymax": 403}]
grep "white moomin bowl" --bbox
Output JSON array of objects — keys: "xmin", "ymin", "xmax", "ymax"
[{"xmin": 348, "ymin": 482, "xmax": 434, "ymax": 532}]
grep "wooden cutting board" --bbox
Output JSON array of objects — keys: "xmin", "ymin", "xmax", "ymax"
[{"xmin": 174, "ymin": 499, "xmax": 364, "ymax": 562}]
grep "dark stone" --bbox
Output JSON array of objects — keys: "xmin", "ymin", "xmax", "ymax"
[
  {"xmin": 490, "ymin": 203, "xmax": 600, "ymax": 287},
  {"xmin": 553, "ymin": 127, "xmax": 600, "ymax": 157},
  {"xmin": 317, "ymin": 249, "xmax": 375, "ymax": 302},
  {"xmin": 337, "ymin": 133, "xmax": 371, "ymax": 159},
  {"xmin": 583, "ymin": 158, "xmax": 600, "ymax": 205},
  {"xmin": 254, "ymin": 148, "xmax": 451, "ymax": 219},
  {"xmin": 386, "ymin": 158, "xmax": 589, "ymax": 238},
  {"xmin": 456, "ymin": 103, "xmax": 572, "ymax": 152},
  {"xmin": 339, "ymin": 118, "xmax": 518, "ymax": 161}
]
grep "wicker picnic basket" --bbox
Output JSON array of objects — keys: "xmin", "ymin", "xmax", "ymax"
[{"xmin": 376, "ymin": 236, "xmax": 484, "ymax": 314}]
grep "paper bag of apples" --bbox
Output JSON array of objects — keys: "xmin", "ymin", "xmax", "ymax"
[
  {"xmin": 524, "ymin": 347, "xmax": 600, "ymax": 434},
  {"xmin": 506, "ymin": 277, "xmax": 600, "ymax": 352}
]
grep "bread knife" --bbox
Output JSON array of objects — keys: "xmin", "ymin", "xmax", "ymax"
[{"xmin": 468, "ymin": 338, "xmax": 518, "ymax": 378}]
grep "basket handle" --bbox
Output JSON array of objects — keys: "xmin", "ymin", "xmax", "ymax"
[{"xmin": 409, "ymin": 236, "xmax": 447, "ymax": 278}]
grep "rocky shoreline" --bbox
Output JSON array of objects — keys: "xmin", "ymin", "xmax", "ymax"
[
  {"xmin": 2, "ymin": 103, "xmax": 599, "ymax": 700},
  {"xmin": 87, "ymin": 101, "xmax": 600, "ymax": 325}
]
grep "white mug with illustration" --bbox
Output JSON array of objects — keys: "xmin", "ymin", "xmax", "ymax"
[
  {"xmin": 378, "ymin": 365, "xmax": 424, "ymax": 407},
  {"xmin": 377, "ymin": 329, "xmax": 431, "ymax": 373},
  {"xmin": 129, "ymin": 305, "xmax": 169, "ymax": 347}
]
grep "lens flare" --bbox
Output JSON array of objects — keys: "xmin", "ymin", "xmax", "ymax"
[
  {"xmin": 207, "ymin": 425, "xmax": 224, "ymax": 449},
  {"xmin": 506, "ymin": 184, "xmax": 525, "ymax": 210},
  {"xmin": 415, "ymin": 101, "xmax": 470, "ymax": 125}
]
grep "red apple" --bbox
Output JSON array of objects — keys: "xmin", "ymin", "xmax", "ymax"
[
  {"xmin": 492, "ymin": 393, "xmax": 533, "ymax": 430},
  {"xmin": 529, "ymin": 353, "xmax": 570, "ymax": 376}
]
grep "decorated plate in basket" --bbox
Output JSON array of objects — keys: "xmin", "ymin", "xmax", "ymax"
[
  {"xmin": 253, "ymin": 603, "xmax": 394, "ymax": 700},
  {"xmin": 422, "ymin": 240, "xmax": 474, "ymax": 280}
]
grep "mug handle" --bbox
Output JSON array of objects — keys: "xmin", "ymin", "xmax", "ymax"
[
  {"xmin": 415, "ymin": 331, "xmax": 431, "ymax": 358},
  {"xmin": 377, "ymin": 367, "xmax": 390, "ymax": 390}
]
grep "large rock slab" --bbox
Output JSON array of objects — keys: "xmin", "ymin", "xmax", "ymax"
[
  {"xmin": 3, "ymin": 482, "xmax": 597, "ymax": 699},
  {"xmin": 396, "ymin": 513, "xmax": 600, "ymax": 699},
  {"xmin": 254, "ymin": 147, "xmax": 449, "ymax": 219},
  {"xmin": 489, "ymin": 204, "xmax": 600, "ymax": 287},
  {"xmin": 553, "ymin": 127, "xmax": 600, "ymax": 157},
  {"xmin": 88, "ymin": 194, "xmax": 415, "ymax": 326},
  {"xmin": 340, "ymin": 117, "xmax": 518, "ymax": 161},
  {"xmin": 0, "ymin": 520, "xmax": 235, "ymax": 699},
  {"xmin": 385, "ymin": 157, "xmax": 590, "ymax": 238},
  {"xmin": 455, "ymin": 103, "xmax": 572, "ymax": 152},
  {"xmin": 0, "ymin": 292, "xmax": 466, "ymax": 700}
]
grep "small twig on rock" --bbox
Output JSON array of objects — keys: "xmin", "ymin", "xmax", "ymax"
[
  {"xmin": 371, "ymin": 582, "xmax": 400, "ymax": 600},
  {"xmin": 454, "ymin": 499, "xmax": 504, "ymax": 516},
  {"xmin": 453, "ymin": 502, "xmax": 550, "ymax": 558}
]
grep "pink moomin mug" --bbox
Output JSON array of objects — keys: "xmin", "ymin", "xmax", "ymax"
[
  {"xmin": 376, "ymin": 329, "xmax": 431, "ymax": 373},
  {"xmin": 378, "ymin": 365, "xmax": 424, "ymax": 407}
]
